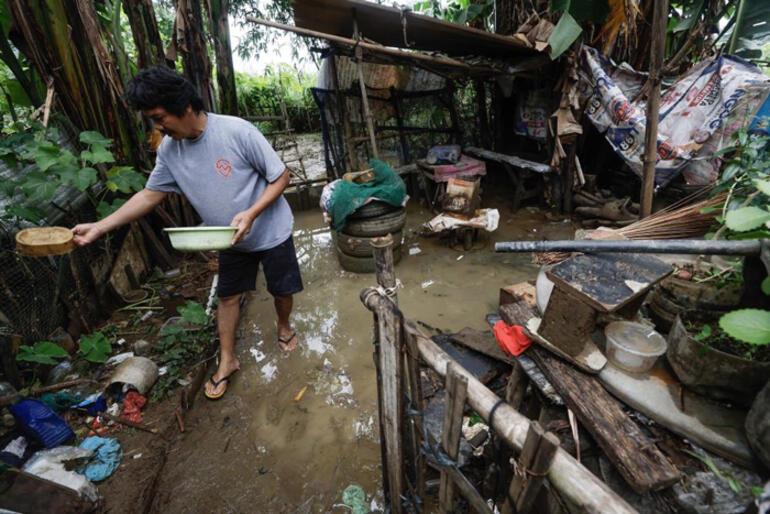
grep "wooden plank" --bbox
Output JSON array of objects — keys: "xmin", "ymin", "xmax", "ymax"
[
  {"xmin": 530, "ymin": 347, "xmax": 680, "ymax": 494},
  {"xmin": 439, "ymin": 363, "xmax": 468, "ymax": 512},
  {"xmin": 465, "ymin": 146, "xmax": 554, "ymax": 174},
  {"xmin": 449, "ymin": 327, "xmax": 513, "ymax": 364},
  {"xmin": 505, "ymin": 360, "xmax": 528, "ymax": 410},
  {"xmin": 378, "ymin": 303, "xmax": 405, "ymax": 513},
  {"xmin": 502, "ymin": 421, "xmax": 542, "ymax": 514},
  {"xmin": 404, "ymin": 328, "xmax": 427, "ymax": 503},
  {"xmin": 499, "ymin": 282, "xmax": 536, "ymax": 307},
  {"xmin": 517, "ymin": 431, "xmax": 559, "ymax": 513}
]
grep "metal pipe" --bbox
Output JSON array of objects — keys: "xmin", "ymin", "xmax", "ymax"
[{"xmin": 494, "ymin": 239, "xmax": 763, "ymax": 256}]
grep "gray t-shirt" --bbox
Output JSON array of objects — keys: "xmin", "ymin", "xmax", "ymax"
[{"xmin": 146, "ymin": 113, "xmax": 293, "ymax": 252}]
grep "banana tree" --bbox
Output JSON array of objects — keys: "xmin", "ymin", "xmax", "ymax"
[
  {"xmin": 209, "ymin": 0, "xmax": 238, "ymax": 115},
  {"xmin": 8, "ymin": 0, "xmax": 148, "ymax": 168}
]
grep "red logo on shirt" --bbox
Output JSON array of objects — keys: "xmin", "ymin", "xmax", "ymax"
[{"xmin": 215, "ymin": 159, "xmax": 232, "ymax": 177}]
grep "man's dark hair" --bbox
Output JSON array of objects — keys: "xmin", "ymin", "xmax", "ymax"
[{"xmin": 125, "ymin": 66, "xmax": 204, "ymax": 117}]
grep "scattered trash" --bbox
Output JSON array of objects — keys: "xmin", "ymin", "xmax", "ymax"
[
  {"xmin": 409, "ymin": 246, "xmax": 422, "ymax": 256},
  {"xmin": 421, "ymin": 280, "xmax": 434, "ymax": 289},
  {"xmin": 9, "ymin": 399, "xmax": 74, "ymax": 448},
  {"xmin": 139, "ymin": 311, "xmax": 155, "ymax": 322},
  {"xmin": 132, "ymin": 339, "xmax": 152, "ymax": 356},
  {"xmin": 423, "ymin": 208, "xmax": 500, "ymax": 233},
  {"xmin": 0, "ymin": 433, "xmax": 35, "ymax": 467},
  {"xmin": 39, "ymin": 391, "xmax": 82, "ymax": 413},
  {"xmin": 106, "ymin": 352, "xmax": 135, "ymax": 366},
  {"xmin": 294, "ymin": 385, "xmax": 309, "ymax": 402},
  {"xmin": 79, "ymin": 436, "xmax": 122, "ymax": 482},
  {"xmin": 116, "ymin": 338, "xmax": 126, "ymax": 347},
  {"xmin": 492, "ymin": 321, "xmax": 532, "ymax": 357},
  {"xmin": 23, "ymin": 446, "xmax": 99, "ymax": 502},
  {"xmin": 164, "ymin": 268, "xmax": 181, "ymax": 279},
  {"xmin": 457, "ymin": 255, "xmax": 464, "ymax": 261},
  {"xmin": 122, "ymin": 391, "xmax": 147, "ymax": 424},
  {"xmin": 46, "ymin": 361, "xmax": 75, "ymax": 386},
  {"xmin": 133, "ymin": 453, "xmax": 142, "ymax": 459},
  {"xmin": 74, "ymin": 393, "xmax": 107, "ymax": 417},
  {"xmin": 107, "ymin": 357, "xmax": 159, "ymax": 395},
  {"xmin": 158, "ymin": 366, "xmax": 168, "ymax": 376},
  {"xmin": 341, "ymin": 484, "xmax": 368, "ymax": 514}
]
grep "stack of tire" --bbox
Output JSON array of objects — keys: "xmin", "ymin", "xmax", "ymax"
[{"xmin": 333, "ymin": 201, "xmax": 406, "ymax": 273}]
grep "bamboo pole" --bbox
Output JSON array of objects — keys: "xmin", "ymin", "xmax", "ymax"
[
  {"xmin": 354, "ymin": 42, "xmax": 380, "ymax": 160},
  {"xmin": 357, "ymin": 291, "xmax": 637, "ymax": 514},
  {"xmin": 245, "ymin": 17, "xmax": 491, "ymax": 73},
  {"xmin": 640, "ymin": 0, "xmax": 669, "ymax": 217}
]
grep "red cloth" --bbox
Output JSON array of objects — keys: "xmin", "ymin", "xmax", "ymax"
[
  {"xmin": 493, "ymin": 320, "xmax": 532, "ymax": 357},
  {"xmin": 122, "ymin": 391, "xmax": 147, "ymax": 424}
]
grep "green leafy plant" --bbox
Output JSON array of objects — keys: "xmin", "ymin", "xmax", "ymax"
[
  {"xmin": 709, "ymin": 130, "xmax": 770, "ymax": 351},
  {"xmin": 78, "ymin": 331, "xmax": 112, "ymax": 363},
  {"xmin": 152, "ymin": 301, "xmax": 215, "ymax": 400},
  {"xmin": 0, "ymin": 125, "xmax": 146, "ymax": 224},
  {"xmin": 16, "ymin": 341, "xmax": 68, "ymax": 365}
]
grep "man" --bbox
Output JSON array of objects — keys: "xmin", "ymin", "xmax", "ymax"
[{"xmin": 73, "ymin": 66, "xmax": 302, "ymax": 400}]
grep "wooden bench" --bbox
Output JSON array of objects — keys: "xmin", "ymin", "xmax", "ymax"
[{"xmin": 464, "ymin": 147, "xmax": 554, "ymax": 211}]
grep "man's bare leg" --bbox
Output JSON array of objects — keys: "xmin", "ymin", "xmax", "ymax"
[
  {"xmin": 205, "ymin": 293, "xmax": 242, "ymax": 396},
  {"xmin": 275, "ymin": 294, "xmax": 298, "ymax": 352}
]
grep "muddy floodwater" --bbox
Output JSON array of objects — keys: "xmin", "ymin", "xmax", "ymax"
[{"xmin": 152, "ymin": 200, "xmax": 573, "ymax": 513}]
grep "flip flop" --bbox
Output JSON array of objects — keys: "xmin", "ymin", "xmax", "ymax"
[
  {"xmin": 204, "ymin": 370, "xmax": 238, "ymax": 400},
  {"xmin": 277, "ymin": 331, "xmax": 297, "ymax": 351}
]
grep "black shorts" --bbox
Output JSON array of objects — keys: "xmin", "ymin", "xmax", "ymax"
[{"xmin": 217, "ymin": 236, "xmax": 304, "ymax": 298}]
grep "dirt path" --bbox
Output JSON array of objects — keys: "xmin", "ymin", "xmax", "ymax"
[{"xmin": 149, "ymin": 200, "xmax": 574, "ymax": 513}]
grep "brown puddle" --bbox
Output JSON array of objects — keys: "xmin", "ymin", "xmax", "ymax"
[{"xmin": 151, "ymin": 201, "xmax": 574, "ymax": 513}]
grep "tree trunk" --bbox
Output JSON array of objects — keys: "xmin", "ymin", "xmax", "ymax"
[
  {"xmin": 172, "ymin": 0, "xmax": 215, "ymax": 111},
  {"xmin": 9, "ymin": 0, "xmax": 148, "ymax": 168},
  {"xmin": 208, "ymin": 0, "xmax": 238, "ymax": 115},
  {"xmin": 122, "ymin": 0, "xmax": 168, "ymax": 68}
]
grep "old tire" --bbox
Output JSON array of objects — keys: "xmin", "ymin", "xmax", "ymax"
[
  {"xmin": 348, "ymin": 200, "xmax": 400, "ymax": 220},
  {"xmin": 336, "ymin": 246, "xmax": 402, "ymax": 273},
  {"xmin": 332, "ymin": 230, "xmax": 403, "ymax": 258},
  {"xmin": 342, "ymin": 209, "xmax": 406, "ymax": 237}
]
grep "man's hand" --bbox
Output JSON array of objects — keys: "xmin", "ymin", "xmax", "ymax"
[
  {"xmin": 230, "ymin": 210, "xmax": 256, "ymax": 245},
  {"xmin": 72, "ymin": 222, "xmax": 105, "ymax": 246}
]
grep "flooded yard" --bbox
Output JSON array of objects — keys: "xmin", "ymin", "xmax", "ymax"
[{"xmin": 150, "ymin": 200, "xmax": 574, "ymax": 513}]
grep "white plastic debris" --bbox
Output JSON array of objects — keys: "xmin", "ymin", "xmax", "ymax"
[
  {"xmin": 23, "ymin": 446, "xmax": 99, "ymax": 502},
  {"xmin": 105, "ymin": 352, "xmax": 134, "ymax": 366},
  {"xmin": 421, "ymin": 280, "xmax": 434, "ymax": 289},
  {"xmin": 409, "ymin": 246, "xmax": 422, "ymax": 256},
  {"xmin": 457, "ymin": 255, "xmax": 464, "ymax": 261}
]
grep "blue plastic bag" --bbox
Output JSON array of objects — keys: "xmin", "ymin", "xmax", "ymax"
[{"xmin": 8, "ymin": 399, "xmax": 74, "ymax": 449}]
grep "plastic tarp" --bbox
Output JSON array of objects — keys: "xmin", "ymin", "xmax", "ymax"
[
  {"xmin": 580, "ymin": 47, "xmax": 770, "ymax": 188},
  {"xmin": 327, "ymin": 159, "xmax": 407, "ymax": 231}
]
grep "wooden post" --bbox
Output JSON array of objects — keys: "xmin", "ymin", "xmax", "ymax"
[
  {"xmin": 505, "ymin": 360, "xmax": 528, "ymax": 410},
  {"xmin": 439, "ymin": 363, "xmax": 468, "ymax": 513},
  {"xmin": 446, "ymin": 84, "xmax": 461, "ymax": 145},
  {"xmin": 371, "ymin": 233, "xmax": 397, "ymax": 305},
  {"xmin": 329, "ymin": 52, "xmax": 356, "ymax": 173},
  {"xmin": 391, "ymin": 88, "xmax": 410, "ymax": 165},
  {"xmin": 373, "ymin": 296, "xmax": 405, "ymax": 513},
  {"xmin": 353, "ymin": 18, "xmax": 379, "ymax": 160},
  {"xmin": 640, "ymin": 0, "xmax": 669, "ymax": 218},
  {"xmin": 404, "ymin": 328, "xmax": 426, "ymax": 504},
  {"xmin": 502, "ymin": 422, "xmax": 559, "ymax": 514}
]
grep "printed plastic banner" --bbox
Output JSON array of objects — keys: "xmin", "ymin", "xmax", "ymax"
[{"xmin": 580, "ymin": 47, "xmax": 770, "ymax": 188}]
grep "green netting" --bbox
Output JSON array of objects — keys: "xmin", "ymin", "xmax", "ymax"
[{"xmin": 328, "ymin": 159, "xmax": 407, "ymax": 231}]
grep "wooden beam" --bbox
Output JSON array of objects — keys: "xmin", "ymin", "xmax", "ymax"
[
  {"xmin": 530, "ymin": 347, "xmax": 680, "ymax": 493},
  {"xmin": 372, "ymin": 233, "xmax": 397, "ymax": 304},
  {"xmin": 354, "ymin": 43, "xmax": 379, "ymax": 159},
  {"xmin": 640, "ymin": 0, "xmax": 669, "ymax": 217},
  {"xmin": 357, "ymin": 301, "xmax": 639, "ymax": 513},
  {"xmin": 503, "ymin": 421, "xmax": 559, "ymax": 514},
  {"xmin": 465, "ymin": 146, "xmax": 554, "ymax": 174},
  {"xmin": 440, "ymin": 363, "xmax": 468, "ymax": 512}
]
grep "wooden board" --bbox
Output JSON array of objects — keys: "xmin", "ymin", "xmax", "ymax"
[
  {"xmin": 547, "ymin": 253, "xmax": 672, "ymax": 313},
  {"xmin": 447, "ymin": 327, "xmax": 513, "ymax": 365},
  {"xmin": 434, "ymin": 333, "xmax": 509, "ymax": 384},
  {"xmin": 465, "ymin": 147, "xmax": 554, "ymax": 174},
  {"xmin": 499, "ymin": 282, "xmax": 537, "ymax": 307},
  {"xmin": 0, "ymin": 469, "xmax": 94, "ymax": 513},
  {"xmin": 530, "ymin": 347, "xmax": 681, "ymax": 494},
  {"xmin": 526, "ymin": 318, "xmax": 606, "ymax": 374}
]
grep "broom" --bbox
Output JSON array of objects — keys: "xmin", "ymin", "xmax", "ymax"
[{"xmin": 534, "ymin": 188, "xmax": 726, "ymax": 265}]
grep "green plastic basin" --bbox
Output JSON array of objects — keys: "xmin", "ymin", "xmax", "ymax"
[{"xmin": 163, "ymin": 226, "xmax": 237, "ymax": 251}]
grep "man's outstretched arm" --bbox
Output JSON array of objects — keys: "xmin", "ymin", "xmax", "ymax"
[{"xmin": 72, "ymin": 188, "xmax": 169, "ymax": 246}]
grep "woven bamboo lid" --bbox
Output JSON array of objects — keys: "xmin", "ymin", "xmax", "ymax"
[{"xmin": 15, "ymin": 227, "xmax": 75, "ymax": 257}]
